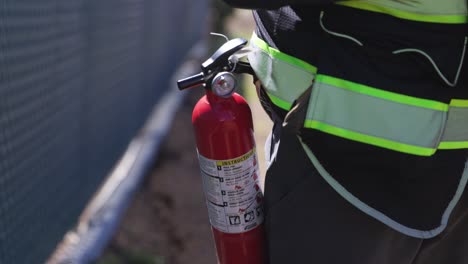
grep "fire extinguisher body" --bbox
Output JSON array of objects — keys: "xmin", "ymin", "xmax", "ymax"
[{"xmin": 192, "ymin": 90, "xmax": 265, "ymax": 264}]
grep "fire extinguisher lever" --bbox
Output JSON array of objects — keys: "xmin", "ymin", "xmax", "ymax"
[
  {"xmin": 201, "ymin": 38, "xmax": 247, "ymax": 73},
  {"xmin": 232, "ymin": 61, "xmax": 255, "ymax": 75},
  {"xmin": 177, "ymin": 38, "xmax": 253, "ymax": 91}
]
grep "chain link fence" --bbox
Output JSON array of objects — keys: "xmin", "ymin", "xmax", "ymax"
[{"xmin": 0, "ymin": 1, "xmax": 207, "ymax": 263}]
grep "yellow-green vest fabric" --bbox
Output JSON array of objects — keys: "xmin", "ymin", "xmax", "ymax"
[{"xmin": 337, "ymin": 0, "xmax": 468, "ymax": 24}]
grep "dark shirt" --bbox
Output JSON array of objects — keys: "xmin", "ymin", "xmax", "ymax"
[{"xmin": 222, "ymin": 0, "xmax": 468, "ymax": 232}]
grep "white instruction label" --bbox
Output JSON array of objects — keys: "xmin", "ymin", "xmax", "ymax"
[{"xmin": 198, "ymin": 148, "xmax": 264, "ymax": 234}]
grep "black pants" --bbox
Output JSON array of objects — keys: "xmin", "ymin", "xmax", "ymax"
[{"xmin": 263, "ymin": 125, "xmax": 468, "ymax": 264}]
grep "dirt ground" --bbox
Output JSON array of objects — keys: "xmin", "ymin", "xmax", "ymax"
[{"xmin": 97, "ymin": 90, "xmax": 216, "ymax": 264}]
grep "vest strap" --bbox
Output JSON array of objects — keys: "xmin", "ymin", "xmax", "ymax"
[
  {"xmin": 305, "ymin": 75, "xmax": 468, "ymax": 156},
  {"xmin": 248, "ymin": 33, "xmax": 316, "ymax": 111},
  {"xmin": 248, "ymin": 33, "xmax": 468, "ymax": 156}
]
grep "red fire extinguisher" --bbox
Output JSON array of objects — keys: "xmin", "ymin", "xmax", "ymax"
[{"xmin": 178, "ymin": 38, "xmax": 265, "ymax": 264}]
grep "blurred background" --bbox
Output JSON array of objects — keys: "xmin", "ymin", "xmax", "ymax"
[{"xmin": 0, "ymin": 0, "xmax": 270, "ymax": 263}]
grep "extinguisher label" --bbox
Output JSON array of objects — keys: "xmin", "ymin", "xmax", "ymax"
[{"xmin": 198, "ymin": 148, "xmax": 264, "ymax": 234}]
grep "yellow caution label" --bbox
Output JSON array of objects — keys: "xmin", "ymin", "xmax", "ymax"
[{"xmin": 216, "ymin": 148, "xmax": 255, "ymax": 167}]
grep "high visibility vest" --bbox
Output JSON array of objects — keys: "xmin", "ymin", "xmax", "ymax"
[
  {"xmin": 336, "ymin": 0, "xmax": 468, "ymax": 24},
  {"xmin": 248, "ymin": 1, "xmax": 468, "ymax": 239},
  {"xmin": 248, "ymin": 0, "xmax": 468, "ymax": 157}
]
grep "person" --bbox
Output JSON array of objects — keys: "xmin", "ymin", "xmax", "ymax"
[{"xmin": 220, "ymin": 0, "xmax": 468, "ymax": 263}]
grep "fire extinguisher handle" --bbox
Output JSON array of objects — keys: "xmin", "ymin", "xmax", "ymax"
[
  {"xmin": 177, "ymin": 72, "xmax": 205, "ymax": 90},
  {"xmin": 201, "ymin": 38, "xmax": 247, "ymax": 72}
]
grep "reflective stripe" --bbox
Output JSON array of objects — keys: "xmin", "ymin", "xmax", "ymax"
[
  {"xmin": 439, "ymin": 141, "xmax": 468, "ymax": 149},
  {"xmin": 306, "ymin": 77, "xmax": 446, "ymax": 155},
  {"xmin": 299, "ymin": 135, "xmax": 468, "ymax": 239},
  {"xmin": 450, "ymin": 99, "xmax": 468, "ymax": 107},
  {"xmin": 304, "ymin": 120, "xmax": 437, "ymax": 156},
  {"xmin": 267, "ymin": 92, "xmax": 293, "ymax": 111},
  {"xmin": 248, "ymin": 33, "xmax": 316, "ymax": 111},
  {"xmin": 440, "ymin": 100, "xmax": 468, "ymax": 149},
  {"xmin": 250, "ymin": 33, "xmax": 318, "ymax": 73},
  {"xmin": 336, "ymin": 1, "xmax": 468, "ymax": 24},
  {"xmin": 317, "ymin": 75, "xmax": 449, "ymax": 111},
  {"xmin": 248, "ymin": 35, "xmax": 468, "ymax": 155}
]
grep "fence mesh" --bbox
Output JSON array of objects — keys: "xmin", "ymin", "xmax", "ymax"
[{"xmin": 0, "ymin": 0, "xmax": 207, "ymax": 263}]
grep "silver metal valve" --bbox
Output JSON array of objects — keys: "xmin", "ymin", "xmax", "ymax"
[{"xmin": 211, "ymin": 72, "xmax": 238, "ymax": 98}]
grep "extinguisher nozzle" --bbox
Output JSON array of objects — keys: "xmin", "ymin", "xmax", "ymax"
[{"xmin": 177, "ymin": 72, "xmax": 205, "ymax": 90}]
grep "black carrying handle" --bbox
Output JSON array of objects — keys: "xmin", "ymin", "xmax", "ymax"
[{"xmin": 201, "ymin": 38, "xmax": 247, "ymax": 72}]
